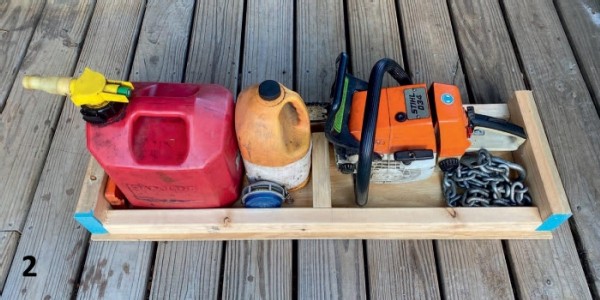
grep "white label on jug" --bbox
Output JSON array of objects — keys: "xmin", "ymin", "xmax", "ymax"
[{"xmin": 243, "ymin": 143, "xmax": 312, "ymax": 190}]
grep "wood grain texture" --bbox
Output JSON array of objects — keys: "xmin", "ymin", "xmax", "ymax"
[
  {"xmin": 0, "ymin": 0, "xmax": 46, "ymax": 110},
  {"xmin": 397, "ymin": 0, "xmax": 468, "ymax": 101},
  {"xmin": 346, "ymin": 1, "xmax": 440, "ymax": 298},
  {"xmin": 0, "ymin": 0, "xmax": 93, "ymax": 232},
  {"xmin": 367, "ymin": 240, "xmax": 440, "ymax": 299},
  {"xmin": 185, "ymin": 0, "xmax": 244, "ymax": 93},
  {"xmin": 221, "ymin": 1, "xmax": 294, "ymax": 299},
  {"xmin": 76, "ymin": 242, "xmax": 153, "ymax": 300},
  {"xmin": 2, "ymin": 1, "xmax": 144, "ymax": 299},
  {"xmin": 0, "ymin": 231, "xmax": 18, "ymax": 293},
  {"xmin": 346, "ymin": 0, "xmax": 403, "ymax": 87},
  {"xmin": 448, "ymin": 0, "xmax": 525, "ymax": 104},
  {"xmin": 436, "ymin": 241, "xmax": 513, "ymax": 299},
  {"xmin": 222, "ymin": 240, "xmax": 292, "ymax": 300},
  {"xmin": 150, "ymin": 242, "xmax": 222, "ymax": 300},
  {"xmin": 298, "ymin": 240, "xmax": 366, "ymax": 300},
  {"xmin": 507, "ymin": 226, "xmax": 592, "ymax": 299},
  {"xmin": 240, "ymin": 0, "xmax": 293, "ymax": 89},
  {"xmin": 78, "ymin": 1, "xmax": 196, "ymax": 298},
  {"xmin": 311, "ymin": 133, "xmax": 332, "ymax": 208},
  {"xmin": 554, "ymin": 0, "xmax": 600, "ymax": 109},
  {"xmin": 0, "ymin": 0, "xmax": 95, "ymax": 296},
  {"xmin": 503, "ymin": 0, "xmax": 600, "ymax": 296},
  {"xmin": 396, "ymin": 2, "xmax": 513, "ymax": 297},
  {"xmin": 450, "ymin": 0, "xmax": 592, "ymax": 298},
  {"xmin": 130, "ymin": 0, "xmax": 194, "ymax": 83},
  {"xmin": 296, "ymin": 0, "xmax": 346, "ymax": 103},
  {"xmin": 148, "ymin": 0, "xmax": 244, "ymax": 298}
]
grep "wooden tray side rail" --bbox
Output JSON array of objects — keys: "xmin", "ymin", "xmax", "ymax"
[{"xmin": 74, "ymin": 91, "xmax": 571, "ymax": 240}]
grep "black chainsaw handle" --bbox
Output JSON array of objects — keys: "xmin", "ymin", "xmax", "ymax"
[{"xmin": 354, "ymin": 58, "xmax": 412, "ymax": 207}]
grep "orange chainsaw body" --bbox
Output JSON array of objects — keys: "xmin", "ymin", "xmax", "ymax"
[{"xmin": 348, "ymin": 83, "xmax": 470, "ymax": 158}]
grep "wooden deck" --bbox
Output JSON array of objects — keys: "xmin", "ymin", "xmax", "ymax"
[{"xmin": 0, "ymin": 0, "xmax": 599, "ymax": 299}]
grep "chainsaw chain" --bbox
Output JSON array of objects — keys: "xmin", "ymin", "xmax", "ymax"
[{"xmin": 442, "ymin": 149, "xmax": 532, "ymax": 207}]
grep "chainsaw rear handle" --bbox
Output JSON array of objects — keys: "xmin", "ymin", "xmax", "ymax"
[{"xmin": 354, "ymin": 58, "xmax": 412, "ymax": 207}]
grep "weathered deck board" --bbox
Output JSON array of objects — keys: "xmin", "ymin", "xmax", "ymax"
[
  {"xmin": 554, "ymin": 0, "xmax": 600, "ymax": 109},
  {"xmin": 436, "ymin": 241, "xmax": 513, "ymax": 299},
  {"xmin": 184, "ymin": 0, "xmax": 244, "ymax": 92},
  {"xmin": 503, "ymin": 0, "xmax": 600, "ymax": 297},
  {"xmin": 223, "ymin": 240, "xmax": 292, "ymax": 299},
  {"xmin": 0, "ymin": 0, "xmax": 93, "ymax": 236},
  {"xmin": 449, "ymin": 1, "xmax": 592, "ymax": 298},
  {"xmin": 367, "ymin": 240, "xmax": 440, "ymax": 299},
  {"xmin": 76, "ymin": 242, "xmax": 153, "ymax": 300},
  {"xmin": 396, "ymin": 1, "xmax": 513, "ymax": 298},
  {"xmin": 0, "ymin": 0, "xmax": 95, "ymax": 296},
  {"xmin": 0, "ymin": 232, "xmax": 18, "ymax": 293},
  {"xmin": 150, "ymin": 242, "xmax": 222, "ymax": 299},
  {"xmin": 0, "ymin": 0, "xmax": 46, "ymax": 110},
  {"xmin": 222, "ymin": 0, "xmax": 293, "ymax": 298},
  {"xmin": 2, "ymin": 1, "xmax": 144, "ymax": 299},
  {"xmin": 149, "ymin": 0, "xmax": 244, "ymax": 297},
  {"xmin": 346, "ymin": 1, "xmax": 440, "ymax": 298},
  {"xmin": 298, "ymin": 240, "xmax": 366, "ymax": 300},
  {"xmin": 77, "ymin": 0, "xmax": 196, "ymax": 298},
  {"xmin": 296, "ymin": 1, "xmax": 366, "ymax": 299},
  {"xmin": 296, "ymin": 0, "xmax": 345, "ymax": 104}
]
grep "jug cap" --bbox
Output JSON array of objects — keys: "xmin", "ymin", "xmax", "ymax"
[{"xmin": 258, "ymin": 80, "xmax": 281, "ymax": 101}]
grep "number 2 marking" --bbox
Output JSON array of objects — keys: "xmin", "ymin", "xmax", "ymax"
[{"xmin": 22, "ymin": 256, "xmax": 37, "ymax": 277}]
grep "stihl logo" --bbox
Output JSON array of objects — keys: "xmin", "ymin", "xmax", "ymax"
[{"xmin": 408, "ymin": 93, "xmax": 426, "ymax": 116}]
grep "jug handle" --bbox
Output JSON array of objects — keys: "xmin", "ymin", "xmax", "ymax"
[{"xmin": 285, "ymin": 96, "xmax": 310, "ymax": 132}]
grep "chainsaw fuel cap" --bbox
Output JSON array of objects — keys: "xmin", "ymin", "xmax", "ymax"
[{"xmin": 241, "ymin": 181, "xmax": 289, "ymax": 208}]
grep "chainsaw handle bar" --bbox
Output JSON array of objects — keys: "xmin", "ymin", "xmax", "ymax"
[{"xmin": 354, "ymin": 58, "xmax": 412, "ymax": 207}]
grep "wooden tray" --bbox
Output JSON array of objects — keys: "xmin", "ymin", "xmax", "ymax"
[{"xmin": 74, "ymin": 91, "xmax": 571, "ymax": 240}]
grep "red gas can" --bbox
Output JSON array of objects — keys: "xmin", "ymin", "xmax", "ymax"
[{"xmin": 86, "ymin": 83, "xmax": 243, "ymax": 208}]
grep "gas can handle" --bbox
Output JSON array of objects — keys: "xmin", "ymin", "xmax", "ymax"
[{"xmin": 354, "ymin": 58, "xmax": 412, "ymax": 207}]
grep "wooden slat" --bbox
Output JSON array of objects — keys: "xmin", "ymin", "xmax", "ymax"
[
  {"xmin": 298, "ymin": 240, "xmax": 366, "ymax": 300},
  {"xmin": 296, "ymin": 0, "xmax": 345, "ymax": 103},
  {"xmin": 221, "ymin": 0, "xmax": 293, "ymax": 299},
  {"xmin": 345, "ymin": 1, "xmax": 440, "ymax": 298},
  {"xmin": 502, "ymin": 0, "xmax": 600, "ymax": 297},
  {"xmin": 436, "ymin": 241, "xmax": 513, "ymax": 299},
  {"xmin": 449, "ymin": 0, "xmax": 592, "ymax": 298},
  {"xmin": 101, "ymin": 207, "xmax": 543, "ymax": 237},
  {"xmin": 150, "ymin": 242, "xmax": 222, "ymax": 300},
  {"xmin": 367, "ymin": 240, "xmax": 440, "ymax": 299},
  {"xmin": 0, "ymin": 232, "xmax": 18, "ymax": 293},
  {"xmin": 184, "ymin": 0, "xmax": 244, "ymax": 93},
  {"xmin": 0, "ymin": 0, "xmax": 95, "ymax": 296},
  {"xmin": 396, "ymin": 1, "xmax": 514, "ymax": 298},
  {"xmin": 148, "ymin": 0, "xmax": 244, "ymax": 298},
  {"xmin": 1, "ymin": 1, "xmax": 144, "ymax": 299},
  {"xmin": 507, "ymin": 226, "xmax": 593, "ymax": 299},
  {"xmin": 554, "ymin": 0, "xmax": 600, "ymax": 109},
  {"xmin": 0, "ymin": 0, "xmax": 93, "ymax": 235},
  {"xmin": 0, "ymin": 0, "xmax": 46, "ymax": 110},
  {"xmin": 77, "ymin": 0, "xmax": 196, "ymax": 298},
  {"xmin": 76, "ymin": 242, "xmax": 153, "ymax": 300},
  {"xmin": 222, "ymin": 240, "xmax": 292, "ymax": 299},
  {"xmin": 239, "ymin": 0, "xmax": 293, "ymax": 90},
  {"xmin": 296, "ymin": 2, "xmax": 365, "ymax": 296}
]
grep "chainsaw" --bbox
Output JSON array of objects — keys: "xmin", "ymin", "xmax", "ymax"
[{"xmin": 325, "ymin": 53, "xmax": 527, "ymax": 206}]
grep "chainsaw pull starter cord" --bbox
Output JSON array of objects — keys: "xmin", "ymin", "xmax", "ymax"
[{"xmin": 355, "ymin": 58, "xmax": 412, "ymax": 207}]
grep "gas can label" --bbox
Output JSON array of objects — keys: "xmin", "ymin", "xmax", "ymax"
[
  {"xmin": 404, "ymin": 88, "xmax": 429, "ymax": 119},
  {"xmin": 126, "ymin": 183, "xmax": 198, "ymax": 202}
]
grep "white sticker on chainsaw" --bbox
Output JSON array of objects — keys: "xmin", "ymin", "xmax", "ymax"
[{"xmin": 371, "ymin": 153, "xmax": 437, "ymax": 183}]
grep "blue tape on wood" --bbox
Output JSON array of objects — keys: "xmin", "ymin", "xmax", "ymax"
[
  {"xmin": 536, "ymin": 213, "xmax": 571, "ymax": 231},
  {"xmin": 74, "ymin": 210, "xmax": 108, "ymax": 234}
]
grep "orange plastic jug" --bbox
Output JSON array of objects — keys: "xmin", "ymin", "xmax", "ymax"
[{"xmin": 235, "ymin": 80, "xmax": 312, "ymax": 190}]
